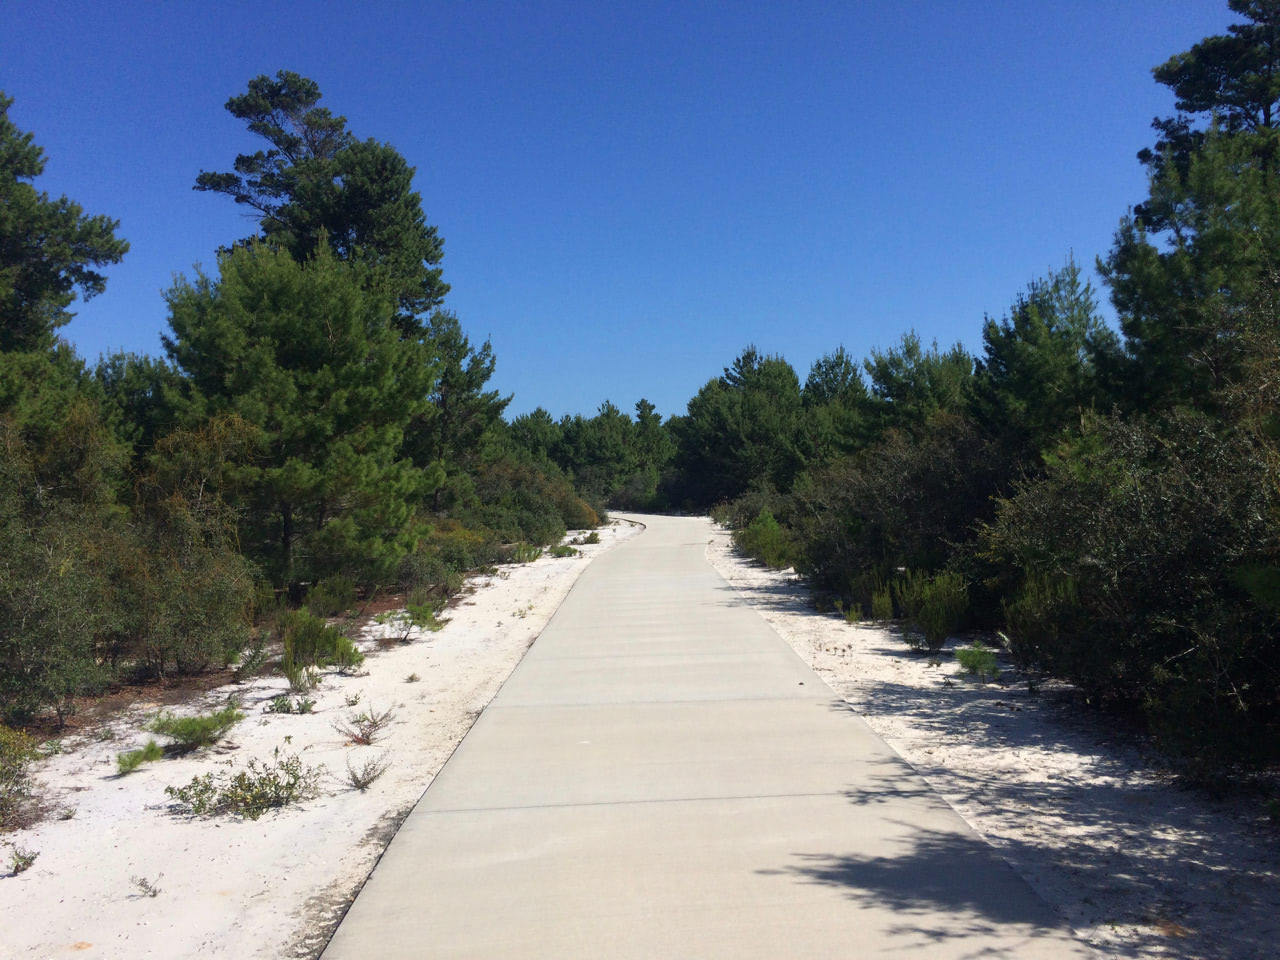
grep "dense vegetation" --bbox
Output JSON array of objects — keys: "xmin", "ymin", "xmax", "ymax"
[
  {"xmin": 4, "ymin": 3, "xmax": 1279, "ymax": 782},
  {"xmin": 507, "ymin": 3, "xmax": 1280, "ymax": 776},
  {"xmin": 0, "ymin": 73, "xmax": 599, "ymax": 729}
]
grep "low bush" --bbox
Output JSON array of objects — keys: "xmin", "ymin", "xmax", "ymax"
[
  {"xmin": 164, "ymin": 750, "xmax": 323, "ymax": 820},
  {"xmin": 0, "ymin": 725, "xmax": 38, "ymax": 831},
  {"xmin": 916, "ymin": 571, "xmax": 969, "ymax": 652},
  {"xmin": 306, "ymin": 575, "xmax": 358, "ymax": 618},
  {"xmin": 116, "ymin": 740, "xmax": 163, "ymax": 775},
  {"xmin": 278, "ymin": 609, "xmax": 364, "ymax": 682},
  {"xmin": 149, "ymin": 705, "xmax": 244, "ymax": 752},
  {"xmin": 732, "ymin": 509, "xmax": 794, "ymax": 569},
  {"xmin": 955, "ymin": 639, "xmax": 1000, "ymax": 681},
  {"xmin": 549, "ymin": 544, "xmax": 579, "ymax": 558},
  {"xmin": 508, "ymin": 542, "xmax": 542, "ymax": 564},
  {"xmin": 332, "ymin": 705, "xmax": 396, "ymax": 746},
  {"xmin": 345, "ymin": 752, "xmax": 391, "ymax": 791}
]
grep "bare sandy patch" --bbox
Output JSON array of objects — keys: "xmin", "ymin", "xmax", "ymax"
[
  {"xmin": 705, "ymin": 522, "xmax": 1279, "ymax": 960},
  {"xmin": 0, "ymin": 520, "xmax": 638, "ymax": 959}
]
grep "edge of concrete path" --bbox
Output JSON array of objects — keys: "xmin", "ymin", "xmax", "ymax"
[
  {"xmin": 702, "ymin": 526, "xmax": 1101, "ymax": 951},
  {"xmin": 316, "ymin": 515, "xmax": 648, "ymax": 958}
]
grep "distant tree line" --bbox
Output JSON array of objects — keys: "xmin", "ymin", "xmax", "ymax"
[{"xmin": 0, "ymin": 73, "xmax": 600, "ymax": 725}]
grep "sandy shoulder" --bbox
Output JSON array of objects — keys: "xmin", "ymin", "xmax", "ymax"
[
  {"xmin": 0, "ymin": 520, "xmax": 640, "ymax": 959},
  {"xmin": 705, "ymin": 521, "xmax": 1279, "ymax": 960}
]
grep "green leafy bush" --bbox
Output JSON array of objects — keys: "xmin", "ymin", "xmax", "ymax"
[
  {"xmin": 550, "ymin": 544, "xmax": 579, "ymax": 558},
  {"xmin": 732, "ymin": 508, "xmax": 794, "ymax": 569},
  {"xmin": 982, "ymin": 411, "xmax": 1280, "ymax": 768},
  {"xmin": 956, "ymin": 639, "xmax": 1000, "ymax": 681},
  {"xmin": 278, "ymin": 609, "xmax": 364, "ymax": 682},
  {"xmin": 508, "ymin": 542, "xmax": 543, "ymax": 563},
  {"xmin": 164, "ymin": 751, "xmax": 323, "ymax": 819},
  {"xmin": 916, "ymin": 571, "xmax": 969, "ymax": 652},
  {"xmin": 149, "ymin": 705, "xmax": 244, "ymax": 752},
  {"xmin": 116, "ymin": 740, "xmax": 163, "ymax": 774},
  {"xmin": 0, "ymin": 725, "xmax": 38, "ymax": 831},
  {"xmin": 306, "ymin": 575, "xmax": 358, "ymax": 618}
]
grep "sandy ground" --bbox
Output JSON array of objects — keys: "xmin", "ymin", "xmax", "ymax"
[
  {"xmin": 705, "ymin": 525, "xmax": 1279, "ymax": 960},
  {"xmin": 0, "ymin": 520, "xmax": 639, "ymax": 959}
]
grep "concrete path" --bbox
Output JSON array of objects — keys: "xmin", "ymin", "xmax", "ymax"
[{"xmin": 322, "ymin": 515, "xmax": 1094, "ymax": 959}]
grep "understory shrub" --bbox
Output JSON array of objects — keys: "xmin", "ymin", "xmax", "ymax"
[
  {"xmin": 732, "ymin": 508, "xmax": 794, "ymax": 569},
  {"xmin": 982, "ymin": 411, "xmax": 1280, "ymax": 768},
  {"xmin": 955, "ymin": 639, "xmax": 999, "ymax": 681},
  {"xmin": 0, "ymin": 725, "xmax": 38, "ymax": 830},
  {"xmin": 306, "ymin": 575, "xmax": 358, "ymax": 618},
  {"xmin": 278, "ymin": 610, "xmax": 364, "ymax": 683}
]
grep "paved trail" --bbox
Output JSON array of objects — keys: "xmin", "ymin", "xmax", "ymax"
[{"xmin": 322, "ymin": 515, "xmax": 1093, "ymax": 959}]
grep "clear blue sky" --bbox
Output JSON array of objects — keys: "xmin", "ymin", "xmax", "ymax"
[{"xmin": 3, "ymin": 0, "xmax": 1232, "ymax": 419}]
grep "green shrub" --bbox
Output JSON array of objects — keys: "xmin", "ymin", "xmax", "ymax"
[
  {"xmin": 870, "ymin": 586, "xmax": 894, "ymax": 621},
  {"xmin": 149, "ymin": 705, "xmax": 244, "ymax": 752},
  {"xmin": 278, "ymin": 609, "xmax": 363, "ymax": 681},
  {"xmin": 550, "ymin": 544, "xmax": 579, "ymax": 558},
  {"xmin": 956, "ymin": 639, "xmax": 1000, "ymax": 681},
  {"xmin": 164, "ymin": 751, "xmax": 323, "ymax": 820},
  {"xmin": 116, "ymin": 740, "xmax": 163, "ymax": 775},
  {"xmin": 0, "ymin": 725, "xmax": 38, "ymax": 831},
  {"xmin": 509, "ymin": 542, "xmax": 543, "ymax": 563},
  {"xmin": 916, "ymin": 571, "xmax": 969, "ymax": 652},
  {"xmin": 306, "ymin": 575, "xmax": 358, "ymax": 618},
  {"xmin": 732, "ymin": 509, "xmax": 794, "ymax": 569},
  {"xmin": 982, "ymin": 410, "xmax": 1280, "ymax": 769}
]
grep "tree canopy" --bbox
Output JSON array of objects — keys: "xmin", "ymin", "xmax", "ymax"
[{"xmin": 0, "ymin": 92, "xmax": 128, "ymax": 354}]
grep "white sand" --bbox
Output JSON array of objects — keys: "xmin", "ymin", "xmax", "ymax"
[
  {"xmin": 706, "ymin": 526, "xmax": 1280, "ymax": 960},
  {"xmin": 0, "ymin": 520, "xmax": 639, "ymax": 959}
]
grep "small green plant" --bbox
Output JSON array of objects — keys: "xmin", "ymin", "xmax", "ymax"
[
  {"xmin": 131, "ymin": 873, "xmax": 162, "ymax": 898},
  {"xmin": 510, "ymin": 542, "xmax": 543, "ymax": 564},
  {"xmin": 41, "ymin": 739, "xmax": 63, "ymax": 757},
  {"xmin": 374, "ymin": 589, "xmax": 447, "ymax": 642},
  {"xmin": 94, "ymin": 727, "xmax": 116, "ymax": 742},
  {"xmin": 57, "ymin": 805, "xmax": 76, "ymax": 820},
  {"xmin": 7, "ymin": 845, "xmax": 37, "ymax": 875},
  {"xmin": 870, "ymin": 586, "xmax": 894, "ymax": 621},
  {"xmin": 264, "ymin": 695, "xmax": 315, "ymax": 715},
  {"xmin": 570, "ymin": 531, "xmax": 600, "ymax": 546},
  {"xmin": 306, "ymin": 575, "xmax": 359, "ymax": 618},
  {"xmin": 345, "ymin": 752, "xmax": 391, "ymax": 791},
  {"xmin": 332, "ymin": 705, "xmax": 396, "ymax": 746},
  {"xmin": 116, "ymin": 740, "xmax": 164, "ymax": 775},
  {"xmin": 344, "ymin": 693, "xmax": 362, "ymax": 708},
  {"xmin": 149, "ymin": 705, "xmax": 244, "ymax": 752},
  {"xmin": 956, "ymin": 639, "xmax": 1000, "ymax": 681},
  {"xmin": 165, "ymin": 750, "xmax": 323, "ymax": 820},
  {"xmin": 404, "ymin": 673, "xmax": 420, "ymax": 683},
  {"xmin": 233, "ymin": 635, "xmax": 269, "ymax": 683},
  {"xmin": 549, "ymin": 544, "xmax": 579, "ymax": 558},
  {"xmin": 844, "ymin": 604, "xmax": 860, "ymax": 624}
]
